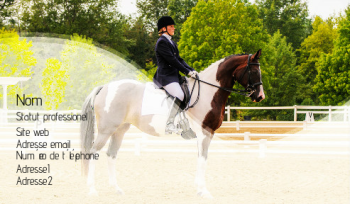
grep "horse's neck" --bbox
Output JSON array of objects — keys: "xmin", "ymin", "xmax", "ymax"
[
  {"xmin": 187, "ymin": 59, "xmax": 232, "ymax": 133},
  {"xmin": 197, "ymin": 59, "xmax": 225, "ymax": 86}
]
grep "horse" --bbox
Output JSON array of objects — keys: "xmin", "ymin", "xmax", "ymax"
[{"xmin": 80, "ymin": 49, "xmax": 265, "ymax": 198}]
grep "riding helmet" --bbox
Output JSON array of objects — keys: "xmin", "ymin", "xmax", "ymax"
[{"xmin": 157, "ymin": 16, "xmax": 176, "ymax": 32}]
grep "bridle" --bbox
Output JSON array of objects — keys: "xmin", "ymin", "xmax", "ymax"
[
  {"xmin": 186, "ymin": 54, "xmax": 262, "ymax": 110},
  {"xmin": 235, "ymin": 54, "xmax": 262, "ymax": 95}
]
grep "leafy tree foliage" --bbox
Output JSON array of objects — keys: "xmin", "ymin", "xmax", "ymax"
[
  {"xmin": 133, "ymin": 0, "xmax": 197, "ymax": 68},
  {"xmin": 58, "ymin": 34, "xmax": 116, "ymax": 109},
  {"xmin": 123, "ymin": 18, "xmax": 155, "ymax": 69},
  {"xmin": 297, "ymin": 16, "xmax": 338, "ymax": 104},
  {"xmin": 241, "ymin": 30, "xmax": 305, "ymax": 120},
  {"xmin": 0, "ymin": 0, "xmax": 15, "ymax": 28},
  {"xmin": 262, "ymin": 31, "xmax": 303, "ymax": 105},
  {"xmin": 0, "ymin": 28, "xmax": 36, "ymax": 107},
  {"xmin": 137, "ymin": 61, "xmax": 157, "ymax": 82},
  {"xmin": 137, "ymin": 0, "xmax": 169, "ymax": 32},
  {"xmin": 179, "ymin": 0, "xmax": 268, "ymax": 71},
  {"xmin": 12, "ymin": 0, "xmax": 130, "ymax": 55},
  {"xmin": 41, "ymin": 58, "xmax": 67, "ymax": 110},
  {"xmin": 168, "ymin": 0, "xmax": 198, "ymax": 42},
  {"xmin": 256, "ymin": 0, "xmax": 311, "ymax": 50},
  {"xmin": 314, "ymin": 7, "xmax": 350, "ymax": 105}
]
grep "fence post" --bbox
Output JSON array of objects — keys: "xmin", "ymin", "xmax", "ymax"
[
  {"xmin": 226, "ymin": 106, "xmax": 230, "ymax": 122},
  {"xmin": 244, "ymin": 132, "xmax": 250, "ymax": 148},
  {"xmin": 294, "ymin": 105, "xmax": 297, "ymax": 121},
  {"xmin": 236, "ymin": 120, "xmax": 240, "ymax": 131},
  {"xmin": 259, "ymin": 139, "xmax": 267, "ymax": 158},
  {"xmin": 329, "ymin": 105, "xmax": 332, "ymax": 122},
  {"xmin": 244, "ymin": 132, "xmax": 250, "ymax": 141}
]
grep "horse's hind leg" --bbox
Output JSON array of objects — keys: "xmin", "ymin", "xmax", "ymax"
[
  {"xmin": 107, "ymin": 123, "xmax": 130, "ymax": 195},
  {"xmin": 87, "ymin": 130, "xmax": 114, "ymax": 196}
]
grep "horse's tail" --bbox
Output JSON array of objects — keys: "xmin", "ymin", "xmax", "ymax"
[{"xmin": 80, "ymin": 85, "xmax": 103, "ymax": 177}]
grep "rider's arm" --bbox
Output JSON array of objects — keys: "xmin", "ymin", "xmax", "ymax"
[
  {"xmin": 178, "ymin": 56, "xmax": 194, "ymax": 71},
  {"xmin": 157, "ymin": 40, "xmax": 193, "ymax": 75}
]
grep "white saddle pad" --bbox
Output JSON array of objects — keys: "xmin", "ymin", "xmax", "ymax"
[{"xmin": 141, "ymin": 82, "xmax": 171, "ymax": 116}]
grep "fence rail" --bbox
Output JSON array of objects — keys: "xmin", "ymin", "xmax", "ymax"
[
  {"xmin": 1, "ymin": 137, "xmax": 349, "ymax": 157},
  {"xmin": 1, "ymin": 107, "xmax": 349, "ymax": 157},
  {"xmin": 224, "ymin": 105, "xmax": 350, "ymax": 122},
  {"xmin": 1, "ymin": 105, "xmax": 350, "ymax": 123}
]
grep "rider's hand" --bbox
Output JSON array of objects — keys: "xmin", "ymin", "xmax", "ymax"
[{"xmin": 188, "ymin": 71, "xmax": 198, "ymax": 78}]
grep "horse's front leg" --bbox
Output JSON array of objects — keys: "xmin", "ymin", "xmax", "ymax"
[{"xmin": 195, "ymin": 130, "xmax": 213, "ymax": 198}]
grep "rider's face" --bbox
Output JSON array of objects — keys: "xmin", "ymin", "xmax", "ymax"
[{"xmin": 164, "ymin": 25, "xmax": 175, "ymax": 36}]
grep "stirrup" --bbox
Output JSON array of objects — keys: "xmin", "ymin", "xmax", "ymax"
[
  {"xmin": 165, "ymin": 123, "xmax": 176, "ymax": 134},
  {"xmin": 178, "ymin": 111, "xmax": 196, "ymax": 140}
]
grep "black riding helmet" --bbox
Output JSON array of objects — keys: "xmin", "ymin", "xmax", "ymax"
[{"xmin": 157, "ymin": 16, "xmax": 175, "ymax": 34}]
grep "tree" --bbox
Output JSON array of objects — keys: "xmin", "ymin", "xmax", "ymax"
[
  {"xmin": 12, "ymin": 0, "xmax": 130, "ymax": 56},
  {"xmin": 58, "ymin": 34, "xmax": 116, "ymax": 109},
  {"xmin": 0, "ymin": 0, "xmax": 16, "ymax": 28},
  {"xmin": 133, "ymin": 0, "xmax": 198, "ymax": 68},
  {"xmin": 136, "ymin": 0, "xmax": 169, "ymax": 32},
  {"xmin": 297, "ymin": 16, "xmax": 338, "ymax": 104},
  {"xmin": 123, "ymin": 17, "xmax": 155, "ymax": 69},
  {"xmin": 256, "ymin": 0, "xmax": 312, "ymax": 50},
  {"xmin": 178, "ymin": 0, "xmax": 268, "ymax": 71},
  {"xmin": 314, "ymin": 7, "xmax": 350, "ymax": 106},
  {"xmin": 0, "ymin": 28, "xmax": 36, "ymax": 108},
  {"xmin": 242, "ymin": 30, "xmax": 305, "ymax": 120},
  {"xmin": 41, "ymin": 58, "xmax": 67, "ymax": 110},
  {"xmin": 168, "ymin": 0, "xmax": 198, "ymax": 42}
]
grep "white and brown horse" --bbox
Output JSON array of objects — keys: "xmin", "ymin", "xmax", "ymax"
[{"xmin": 80, "ymin": 49, "xmax": 265, "ymax": 198}]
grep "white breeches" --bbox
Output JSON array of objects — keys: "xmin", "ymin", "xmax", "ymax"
[{"xmin": 163, "ymin": 82, "xmax": 184, "ymax": 101}]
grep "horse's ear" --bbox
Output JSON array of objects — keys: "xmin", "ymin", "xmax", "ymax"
[{"xmin": 252, "ymin": 49, "xmax": 262, "ymax": 61}]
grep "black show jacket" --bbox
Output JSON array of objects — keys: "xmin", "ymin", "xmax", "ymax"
[{"xmin": 153, "ymin": 35, "xmax": 194, "ymax": 87}]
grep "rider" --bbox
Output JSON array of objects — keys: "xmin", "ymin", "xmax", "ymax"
[{"xmin": 153, "ymin": 16, "xmax": 198, "ymax": 134}]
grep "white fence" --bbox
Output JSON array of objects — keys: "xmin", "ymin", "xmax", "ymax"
[
  {"xmin": 1, "ymin": 122, "xmax": 349, "ymax": 157},
  {"xmin": 1, "ymin": 105, "xmax": 350, "ymax": 122},
  {"xmin": 2, "ymin": 135, "xmax": 349, "ymax": 157},
  {"xmin": 1, "ymin": 107, "xmax": 349, "ymax": 157},
  {"xmin": 225, "ymin": 105, "xmax": 350, "ymax": 122}
]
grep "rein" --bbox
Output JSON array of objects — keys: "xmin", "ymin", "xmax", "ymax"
[
  {"xmin": 193, "ymin": 77, "xmax": 254, "ymax": 96},
  {"xmin": 186, "ymin": 54, "xmax": 262, "ymax": 110}
]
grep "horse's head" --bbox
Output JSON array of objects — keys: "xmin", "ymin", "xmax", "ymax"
[{"xmin": 233, "ymin": 49, "xmax": 265, "ymax": 102}]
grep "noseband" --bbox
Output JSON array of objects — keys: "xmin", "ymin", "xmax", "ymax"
[{"xmin": 186, "ymin": 54, "xmax": 263, "ymax": 110}]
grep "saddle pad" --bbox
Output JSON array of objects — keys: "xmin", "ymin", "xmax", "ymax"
[{"xmin": 141, "ymin": 82, "xmax": 170, "ymax": 116}]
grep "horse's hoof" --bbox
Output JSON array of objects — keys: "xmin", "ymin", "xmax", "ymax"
[
  {"xmin": 181, "ymin": 128, "xmax": 196, "ymax": 140},
  {"xmin": 197, "ymin": 190, "xmax": 213, "ymax": 199}
]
